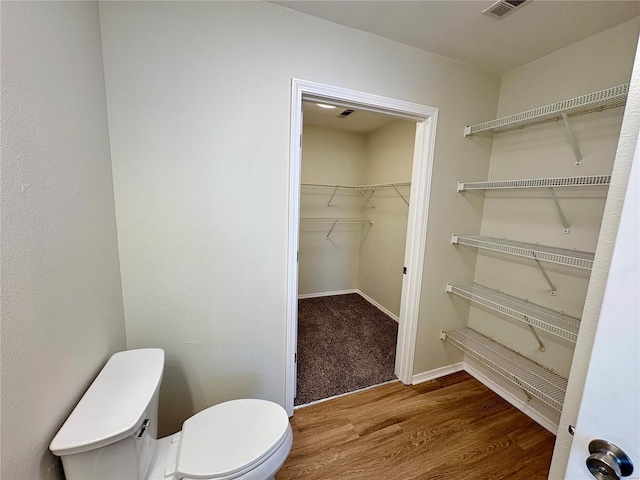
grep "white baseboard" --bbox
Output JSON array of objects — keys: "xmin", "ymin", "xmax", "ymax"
[
  {"xmin": 463, "ymin": 364, "xmax": 559, "ymax": 435},
  {"xmin": 356, "ymin": 290, "xmax": 400, "ymax": 323},
  {"xmin": 412, "ymin": 363, "xmax": 464, "ymax": 384},
  {"xmin": 298, "ymin": 289, "xmax": 357, "ymax": 299},
  {"xmin": 297, "ymin": 289, "xmax": 400, "ymax": 323}
]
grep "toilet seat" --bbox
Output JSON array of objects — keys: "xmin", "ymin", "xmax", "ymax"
[{"xmin": 175, "ymin": 399, "xmax": 290, "ymax": 480}]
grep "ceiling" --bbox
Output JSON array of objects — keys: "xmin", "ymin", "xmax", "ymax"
[
  {"xmin": 274, "ymin": 1, "xmax": 640, "ymax": 74},
  {"xmin": 303, "ymin": 101, "xmax": 400, "ymax": 134}
]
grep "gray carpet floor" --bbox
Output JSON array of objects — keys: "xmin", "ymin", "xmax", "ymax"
[{"xmin": 295, "ymin": 293, "xmax": 398, "ymax": 406}]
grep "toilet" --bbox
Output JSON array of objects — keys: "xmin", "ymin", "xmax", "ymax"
[{"xmin": 49, "ymin": 349, "xmax": 293, "ymax": 480}]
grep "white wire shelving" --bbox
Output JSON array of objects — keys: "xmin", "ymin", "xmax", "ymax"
[
  {"xmin": 446, "ymin": 283, "xmax": 581, "ymax": 343},
  {"xmin": 451, "ymin": 234, "xmax": 595, "ymax": 270},
  {"xmin": 301, "ymin": 182, "xmax": 411, "ymax": 207},
  {"xmin": 456, "ymin": 175, "xmax": 611, "ymax": 234},
  {"xmin": 300, "ymin": 217, "xmax": 372, "ymax": 239},
  {"xmin": 441, "ymin": 328, "xmax": 568, "ymax": 411},
  {"xmin": 302, "ymin": 182, "xmax": 411, "ymax": 190},
  {"xmin": 464, "ymin": 84, "xmax": 628, "ymax": 136},
  {"xmin": 457, "ymin": 175, "xmax": 611, "ymax": 192}
]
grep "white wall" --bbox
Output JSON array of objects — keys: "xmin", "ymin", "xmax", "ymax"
[
  {"xmin": 298, "ymin": 119, "xmax": 415, "ymax": 317},
  {"xmin": 98, "ymin": 0, "xmax": 499, "ymax": 434},
  {"xmin": 299, "ymin": 125, "xmax": 366, "ymax": 295},
  {"xmin": 0, "ymin": 3, "xmax": 126, "ymax": 479},
  {"xmin": 465, "ymin": 19, "xmax": 640, "ymax": 429},
  {"xmin": 359, "ymin": 120, "xmax": 415, "ymax": 316}
]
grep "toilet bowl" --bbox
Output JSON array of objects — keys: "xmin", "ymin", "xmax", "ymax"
[{"xmin": 49, "ymin": 349, "xmax": 293, "ymax": 480}]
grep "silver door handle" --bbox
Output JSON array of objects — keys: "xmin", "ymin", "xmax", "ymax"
[{"xmin": 586, "ymin": 440, "xmax": 633, "ymax": 480}]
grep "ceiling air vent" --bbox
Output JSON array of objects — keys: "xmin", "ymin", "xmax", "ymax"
[
  {"xmin": 482, "ymin": 0, "xmax": 527, "ymax": 19},
  {"xmin": 338, "ymin": 109, "xmax": 355, "ymax": 118}
]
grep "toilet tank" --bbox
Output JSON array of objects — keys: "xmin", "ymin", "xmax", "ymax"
[{"xmin": 50, "ymin": 349, "xmax": 165, "ymax": 480}]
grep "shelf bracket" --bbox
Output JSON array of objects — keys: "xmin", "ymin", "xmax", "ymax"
[
  {"xmin": 393, "ymin": 186, "xmax": 410, "ymax": 206},
  {"xmin": 326, "ymin": 187, "xmax": 339, "ymax": 207},
  {"xmin": 358, "ymin": 188, "xmax": 376, "ymax": 208},
  {"xmin": 326, "ymin": 220, "xmax": 338, "ymax": 239},
  {"xmin": 549, "ymin": 188, "xmax": 571, "ymax": 234},
  {"xmin": 520, "ymin": 387, "xmax": 533, "ymax": 403},
  {"xmin": 534, "ymin": 258, "xmax": 558, "ymax": 296},
  {"xmin": 525, "ymin": 320, "xmax": 546, "ymax": 352},
  {"xmin": 561, "ymin": 113, "xmax": 583, "ymax": 166}
]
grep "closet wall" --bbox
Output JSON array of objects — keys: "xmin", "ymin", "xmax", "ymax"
[
  {"xmin": 299, "ymin": 125, "xmax": 367, "ymax": 295},
  {"xmin": 299, "ymin": 119, "xmax": 415, "ymax": 318},
  {"xmin": 446, "ymin": 18, "xmax": 640, "ymax": 429},
  {"xmin": 358, "ymin": 120, "xmax": 416, "ymax": 317}
]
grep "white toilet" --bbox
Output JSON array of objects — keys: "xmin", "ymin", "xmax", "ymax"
[{"xmin": 49, "ymin": 349, "xmax": 293, "ymax": 480}]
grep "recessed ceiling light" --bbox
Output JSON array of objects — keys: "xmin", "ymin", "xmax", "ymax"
[{"xmin": 316, "ymin": 103, "xmax": 337, "ymax": 109}]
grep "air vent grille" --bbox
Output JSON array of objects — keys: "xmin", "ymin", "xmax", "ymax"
[
  {"xmin": 482, "ymin": 0, "xmax": 527, "ymax": 19},
  {"xmin": 338, "ymin": 109, "xmax": 355, "ymax": 118}
]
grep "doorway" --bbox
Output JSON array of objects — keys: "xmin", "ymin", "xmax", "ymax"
[
  {"xmin": 296, "ymin": 103, "xmax": 415, "ymax": 405},
  {"xmin": 286, "ymin": 79, "xmax": 439, "ymax": 415}
]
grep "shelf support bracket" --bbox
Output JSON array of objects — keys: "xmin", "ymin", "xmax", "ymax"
[
  {"xmin": 525, "ymin": 320, "xmax": 546, "ymax": 352},
  {"xmin": 534, "ymin": 258, "xmax": 557, "ymax": 296},
  {"xmin": 549, "ymin": 188, "xmax": 571, "ymax": 234},
  {"xmin": 326, "ymin": 187, "xmax": 339, "ymax": 207},
  {"xmin": 358, "ymin": 188, "xmax": 376, "ymax": 208},
  {"xmin": 393, "ymin": 186, "xmax": 410, "ymax": 206},
  {"xmin": 561, "ymin": 113, "xmax": 583, "ymax": 166},
  {"xmin": 326, "ymin": 220, "xmax": 338, "ymax": 239}
]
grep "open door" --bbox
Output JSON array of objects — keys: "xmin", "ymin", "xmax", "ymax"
[
  {"xmin": 560, "ymin": 43, "xmax": 640, "ymax": 479},
  {"xmin": 563, "ymin": 124, "xmax": 639, "ymax": 480}
]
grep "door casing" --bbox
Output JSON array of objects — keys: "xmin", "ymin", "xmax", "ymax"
[{"xmin": 286, "ymin": 79, "xmax": 439, "ymax": 415}]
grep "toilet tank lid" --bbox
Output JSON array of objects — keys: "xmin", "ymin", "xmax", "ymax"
[{"xmin": 49, "ymin": 348, "xmax": 164, "ymax": 457}]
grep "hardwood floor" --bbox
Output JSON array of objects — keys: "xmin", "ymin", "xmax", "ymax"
[{"xmin": 276, "ymin": 372, "xmax": 555, "ymax": 480}]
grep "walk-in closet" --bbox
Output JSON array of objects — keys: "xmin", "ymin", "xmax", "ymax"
[{"xmin": 296, "ymin": 102, "xmax": 416, "ymax": 405}]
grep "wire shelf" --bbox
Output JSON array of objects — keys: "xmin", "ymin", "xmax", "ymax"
[
  {"xmin": 446, "ymin": 283, "xmax": 580, "ymax": 343},
  {"xmin": 452, "ymin": 234, "xmax": 594, "ymax": 270},
  {"xmin": 300, "ymin": 218, "xmax": 372, "ymax": 239},
  {"xmin": 464, "ymin": 84, "xmax": 628, "ymax": 136},
  {"xmin": 300, "ymin": 218, "xmax": 372, "ymax": 224},
  {"xmin": 302, "ymin": 182, "xmax": 411, "ymax": 207},
  {"xmin": 457, "ymin": 175, "xmax": 611, "ymax": 192},
  {"xmin": 442, "ymin": 328, "xmax": 568, "ymax": 411},
  {"xmin": 301, "ymin": 182, "xmax": 411, "ymax": 190}
]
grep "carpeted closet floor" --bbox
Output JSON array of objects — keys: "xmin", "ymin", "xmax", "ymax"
[{"xmin": 295, "ymin": 293, "xmax": 399, "ymax": 406}]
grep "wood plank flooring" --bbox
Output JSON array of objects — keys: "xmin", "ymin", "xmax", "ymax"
[{"xmin": 276, "ymin": 372, "xmax": 555, "ymax": 480}]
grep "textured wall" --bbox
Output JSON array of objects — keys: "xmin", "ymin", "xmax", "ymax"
[
  {"xmin": 466, "ymin": 18, "xmax": 640, "ymax": 430},
  {"xmin": 299, "ymin": 125, "xmax": 367, "ymax": 296},
  {"xmin": 1, "ymin": 3, "xmax": 126, "ymax": 479},
  {"xmin": 358, "ymin": 120, "xmax": 415, "ymax": 317},
  {"xmin": 98, "ymin": 0, "xmax": 499, "ymax": 435}
]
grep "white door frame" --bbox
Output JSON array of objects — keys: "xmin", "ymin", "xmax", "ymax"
[{"xmin": 286, "ymin": 78, "xmax": 439, "ymax": 415}]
